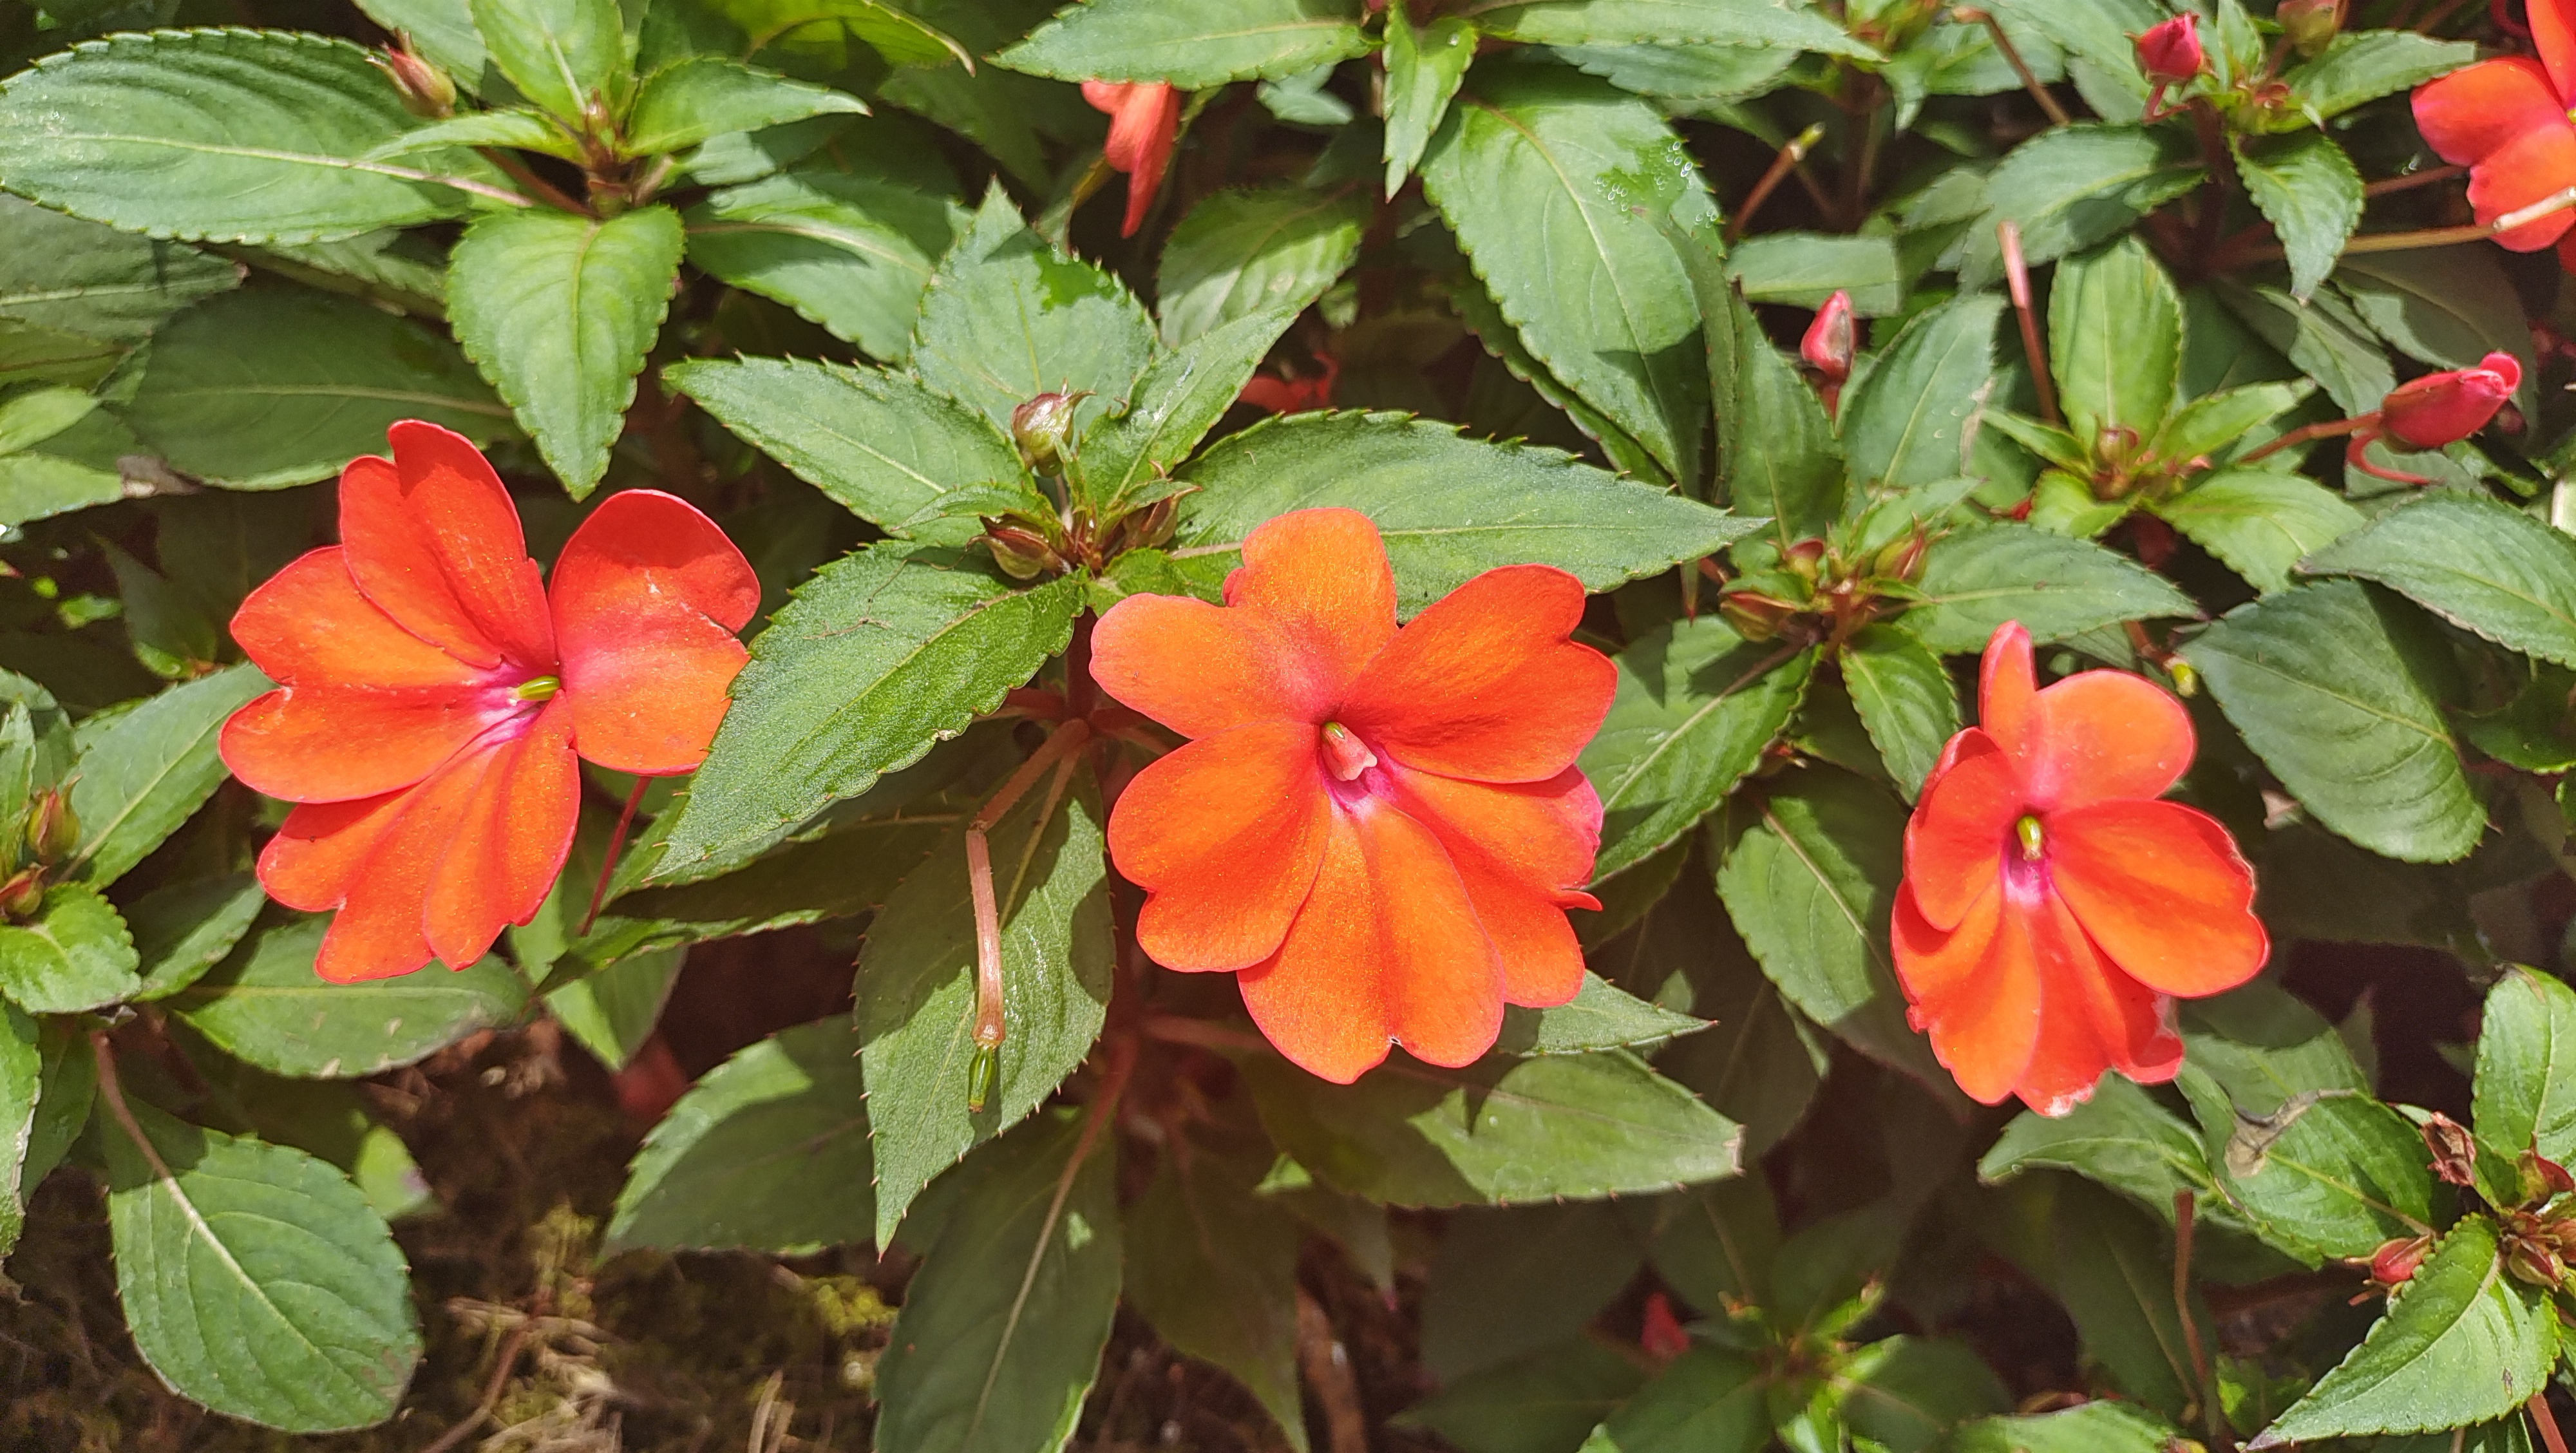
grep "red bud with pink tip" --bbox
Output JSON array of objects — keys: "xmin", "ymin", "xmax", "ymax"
[{"xmin": 2134, "ymin": 14, "xmax": 2206, "ymax": 84}]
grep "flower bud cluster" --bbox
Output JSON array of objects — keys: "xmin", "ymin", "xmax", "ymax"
[{"xmin": 1719, "ymin": 525, "xmax": 1934, "ymax": 649}]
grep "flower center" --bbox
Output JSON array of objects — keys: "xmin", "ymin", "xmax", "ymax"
[
  {"xmin": 1318, "ymin": 721, "xmax": 1378, "ymax": 782},
  {"xmin": 514, "ymin": 675, "xmax": 562, "ymax": 702},
  {"xmin": 2015, "ymin": 813, "xmax": 2045, "ymax": 862}
]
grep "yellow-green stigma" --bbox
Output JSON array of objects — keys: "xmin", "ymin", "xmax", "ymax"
[
  {"xmin": 2015, "ymin": 813, "xmax": 2045, "ymax": 862},
  {"xmin": 515, "ymin": 675, "xmax": 562, "ymax": 702}
]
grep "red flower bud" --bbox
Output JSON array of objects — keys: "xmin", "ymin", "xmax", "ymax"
[
  {"xmin": 1638, "ymin": 1291, "xmax": 1690, "ymax": 1362},
  {"xmin": 2380, "ymin": 352, "xmax": 2521, "ymax": 450},
  {"xmin": 2133, "ymin": 14, "xmax": 2206, "ymax": 86},
  {"xmin": 0, "ymin": 866, "xmax": 41, "ymax": 920},
  {"xmin": 2368, "ymin": 1233, "xmax": 2431, "ymax": 1287},
  {"xmin": 1802, "ymin": 291, "xmax": 1855, "ymax": 385},
  {"xmin": 23, "ymin": 788, "xmax": 75, "ymax": 864}
]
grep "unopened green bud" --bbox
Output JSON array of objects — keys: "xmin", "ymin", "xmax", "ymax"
[
  {"xmin": 24, "ymin": 788, "xmax": 76, "ymax": 863},
  {"xmin": 1718, "ymin": 590, "xmax": 1799, "ymax": 643},
  {"xmin": 982, "ymin": 522, "xmax": 1062, "ymax": 582},
  {"xmin": 0, "ymin": 866, "xmax": 42, "ymax": 920},
  {"xmin": 1010, "ymin": 392, "xmax": 1083, "ymax": 475},
  {"xmin": 371, "ymin": 38, "xmax": 457, "ymax": 118},
  {"xmin": 2277, "ymin": 0, "xmax": 2343, "ymax": 59}
]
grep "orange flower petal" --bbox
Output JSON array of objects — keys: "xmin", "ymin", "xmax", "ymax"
[
  {"xmin": 339, "ymin": 421, "xmax": 554, "ymax": 672},
  {"xmin": 222, "ymin": 685, "xmax": 516, "ymax": 802},
  {"xmin": 2019, "ymin": 670, "xmax": 2193, "ymax": 811},
  {"xmin": 1110, "ymin": 720, "xmax": 1333, "ymax": 973},
  {"xmin": 2538, "ymin": 0, "xmax": 2576, "ymax": 106},
  {"xmin": 2013, "ymin": 889, "xmax": 2181, "ymax": 1116},
  {"xmin": 1084, "ymin": 81, "xmax": 1182, "ymax": 236},
  {"xmin": 1901, "ymin": 730, "xmax": 2015, "ymax": 931},
  {"xmin": 425, "ymin": 699, "xmax": 579, "ymax": 969},
  {"xmin": 1092, "ymin": 508, "xmax": 1396, "ymax": 738},
  {"xmin": 552, "ymin": 489, "xmax": 759, "ymax": 775},
  {"xmin": 231, "ymin": 548, "xmax": 489, "ymax": 690},
  {"xmin": 1977, "ymin": 621, "xmax": 2035, "ymax": 759},
  {"xmin": 1387, "ymin": 764, "xmax": 1602, "ymax": 1007},
  {"xmin": 310, "ymin": 739, "xmax": 500, "ymax": 983},
  {"xmin": 1893, "ymin": 878, "xmax": 2036, "ymax": 1105},
  {"xmin": 2047, "ymin": 799, "xmax": 2268, "ymax": 998},
  {"xmin": 1341, "ymin": 564, "xmax": 1616, "ymax": 783},
  {"xmin": 2413, "ymin": 57, "xmax": 2567, "ymax": 167},
  {"xmin": 1238, "ymin": 801, "xmax": 1504, "ymax": 1083},
  {"xmin": 2470, "ymin": 119, "xmax": 2576, "ymax": 251},
  {"xmin": 258, "ymin": 792, "xmax": 408, "ymax": 912}
]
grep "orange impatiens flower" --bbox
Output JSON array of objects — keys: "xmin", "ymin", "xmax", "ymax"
[
  {"xmin": 1090, "ymin": 508, "xmax": 1616, "ymax": 1082},
  {"xmin": 1891, "ymin": 622, "xmax": 2268, "ymax": 1116},
  {"xmin": 2413, "ymin": 0, "xmax": 2576, "ymax": 262},
  {"xmin": 1082, "ymin": 79, "xmax": 1182, "ymax": 238},
  {"xmin": 220, "ymin": 421, "xmax": 758, "ymax": 984}
]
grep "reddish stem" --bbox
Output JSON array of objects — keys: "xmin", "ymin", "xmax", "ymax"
[
  {"xmin": 1999, "ymin": 221, "xmax": 2059, "ymax": 425},
  {"xmin": 2537, "ymin": 1393, "xmax": 2575, "ymax": 1453},
  {"xmin": 1727, "ymin": 124, "xmax": 1824, "ymax": 244},
  {"xmin": 578, "ymin": 775, "xmax": 652, "ymax": 938}
]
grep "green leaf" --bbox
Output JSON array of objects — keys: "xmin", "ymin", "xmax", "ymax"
[
  {"xmin": 685, "ymin": 169, "xmax": 962, "ymax": 361},
  {"xmin": 1394, "ymin": 1340, "xmax": 1649, "ymax": 1453},
  {"xmin": 0, "ymin": 883, "xmax": 138, "ymax": 1014},
  {"xmin": 2183, "ymin": 580, "xmax": 2483, "ymax": 864},
  {"xmin": 2215, "ymin": 1091, "xmax": 2437, "ymax": 1265},
  {"xmin": 1690, "ymin": 254, "xmax": 1842, "ymax": 542},
  {"xmin": 354, "ymin": 0, "xmax": 491, "ymax": 92},
  {"xmin": 997, "ymin": 0, "xmax": 1371, "ymax": 87},
  {"xmin": 1946, "ymin": 124, "xmax": 2205, "ymax": 289},
  {"xmin": 193, "ymin": 1062, "xmax": 433, "ymax": 1223},
  {"xmin": 469, "ymin": 0, "xmax": 629, "ymax": 119},
  {"xmin": 1454, "ymin": 262, "xmax": 1672, "ymax": 484},
  {"xmin": 665, "ymin": 357, "xmax": 1029, "ymax": 542},
  {"xmin": 1077, "ymin": 307, "xmax": 1302, "ymax": 504},
  {"xmin": 857, "ymin": 775, "xmax": 1112, "ymax": 1248},
  {"xmin": 1711, "ymin": 766, "xmax": 1947, "ymax": 1091},
  {"xmin": 606, "ymin": 1016, "xmax": 875, "ymax": 1254},
  {"xmin": 1472, "ymin": 0, "xmax": 1875, "ymax": 57},
  {"xmin": 621, "ymin": 56, "xmax": 866, "ymax": 156},
  {"xmin": 1951, "ymin": 1401, "xmax": 2184, "ymax": 1453},
  {"xmin": 1580, "ymin": 617, "xmax": 1814, "ymax": 880},
  {"xmin": 1840, "ymin": 1336, "xmax": 2011, "ymax": 1453},
  {"xmin": 2302, "ymin": 493, "xmax": 2576, "ymax": 671},
  {"xmin": 128, "ymin": 871, "xmax": 266, "ymax": 1001},
  {"xmin": 872, "ymin": 1110, "xmax": 1122, "ymax": 1453},
  {"xmin": 2472, "ymin": 969, "xmax": 2576, "ymax": 1175},
  {"xmin": 1124, "ymin": 1145, "xmax": 1307, "ymax": 1451},
  {"xmin": 573, "ymin": 812, "xmax": 950, "ymax": 969},
  {"xmin": 1840, "ymin": 293, "xmax": 2002, "ymax": 491},
  {"xmin": 1978, "ymin": 1076, "xmax": 2213, "ymax": 1215},
  {"xmin": 2180, "ymin": 980, "xmax": 2371, "ymax": 1114},
  {"xmin": 2214, "ymin": 278, "xmax": 2394, "ymax": 416},
  {"xmin": 1555, "ymin": 43, "xmax": 1799, "ymax": 106},
  {"xmin": 170, "ymin": 918, "xmax": 530, "ymax": 1078},
  {"xmin": 1242, "ymin": 1048, "xmax": 1739, "ymax": 1206},
  {"xmin": 1906, "ymin": 523, "xmax": 2197, "ymax": 654},
  {"xmin": 2152, "ymin": 381, "xmax": 2311, "ymax": 466},
  {"xmin": 0, "ymin": 195, "xmax": 240, "ymax": 342},
  {"xmin": 101, "ymin": 1099, "xmax": 420, "ymax": 1432},
  {"xmin": 1648, "ymin": 893, "xmax": 1828, "ymax": 1159},
  {"xmin": 0, "ymin": 1002, "xmax": 38, "ymax": 1255},
  {"xmin": 545, "ymin": 947, "xmax": 681, "ymax": 1069},
  {"xmin": 2048, "ymin": 236, "xmax": 2179, "ymax": 446},
  {"xmin": 2250, "ymin": 1215, "xmax": 2555, "ymax": 1445},
  {"xmin": 913, "ymin": 189, "xmax": 1157, "ymax": 437},
  {"xmin": 1157, "ymin": 184, "xmax": 1368, "ymax": 346},
  {"xmin": 448, "ymin": 205, "xmax": 684, "ymax": 497},
  {"xmin": 2233, "ymin": 131, "xmax": 2363, "ymax": 301},
  {"xmin": 362, "ymin": 108, "xmax": 585, "ymax": 163},
  {"xmin": 1425, "ymin": 1202, "xmax": 1642, "ymax": 1380},
  {"xmin": 2335, "ymin": 247, "xmax": 2534, "ymax": 392},
  {"xmin": 1383, "ymin": 10, "xmax": 1474, "ymax": 198},
  {"xmin": 1839, "ymin": 623, "xmax": 1958, "ymax": 800},
  {"xmin": 1726, "ymin": 231, "xmax": 1906, "ymax": 315},
  {"xmin": 1495, "ymin": 971, "xmax": 1707, "ymax": 1056},
  {"xmin": 0, "ymin": 30, "xmax": 500, "ymax": 245},
  {"xmin": 1171, "ymin": 412, "xmax": 1757, "ymax": 614},
  {"xmin": 68, "ymin": 662, "xmax": 267, "ymax": 888},
  {"xmin": 658, "ymin": 546, "xmax": 1083, "ymax": 875},
  {"xmin": 0, "ymin": 449, "xmax": 126, "ymax": 527},
  {"xmin": 2283, "ymin": 31, "xmax": 2477, "ymax": 123},
  {"xmin": 1422, "ymin": 60, "xmax": 1715, "ymax": 480},
  {"xmin": 1578, "ymin": 1345, "xmax": 1768, "ymax": 1453},
  {"xmin": 2150, "ymin": 468, "xmax": 2363, "ymax": 594},
  {"xmin": 117, "ymin": 288, "xmax": 509, "ymax": 489},
  {"xmin": 2039, "ymin": 1179, "xmax": 2209, "ymax": 1419}
]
